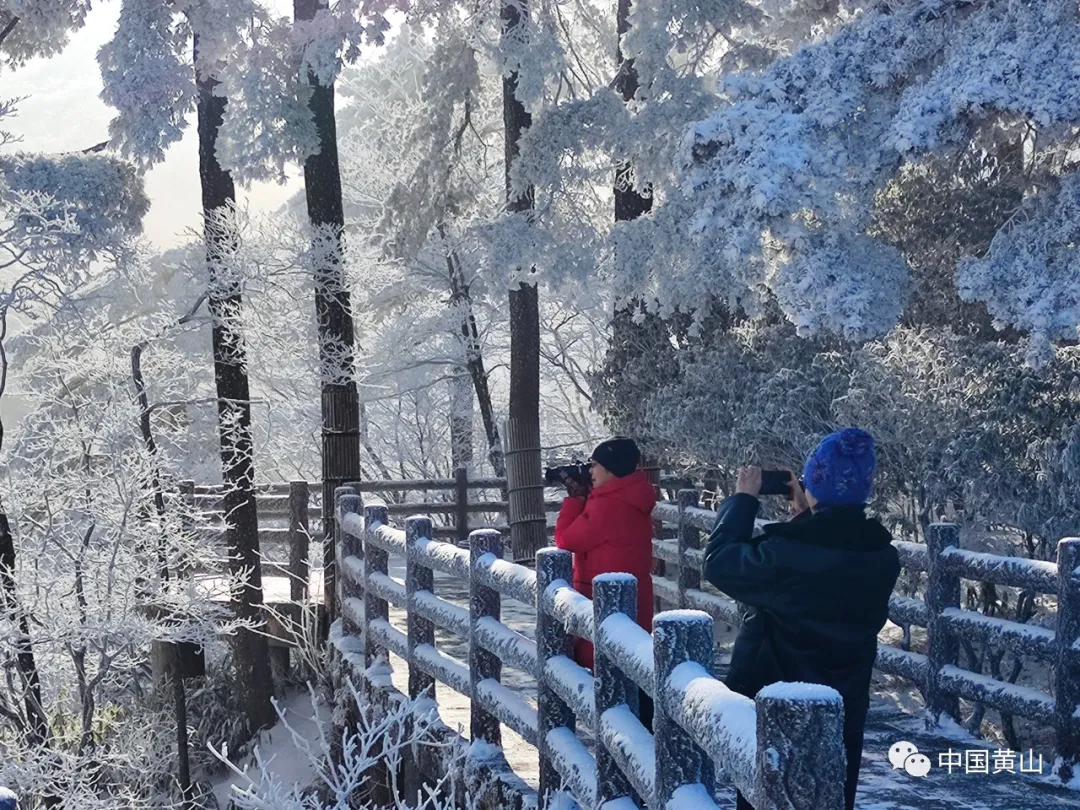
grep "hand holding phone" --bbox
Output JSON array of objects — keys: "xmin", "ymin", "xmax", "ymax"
[{"xmin": 759, "ymin": 469, "xmax": 794, "ymax": 498}]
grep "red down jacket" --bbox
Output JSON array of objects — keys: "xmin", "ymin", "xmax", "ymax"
[{"xmin": 554, "ymin": 470, "xmax": 657, "ymax": 671}]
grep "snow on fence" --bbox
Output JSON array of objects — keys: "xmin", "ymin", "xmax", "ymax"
[
  {"xmin": 331, "ymin": 486, "xmax": 846, "ymax": 810},
  {"xmin": 651, "ymin": 491, "xmax": 1080, "ymax": 783}
]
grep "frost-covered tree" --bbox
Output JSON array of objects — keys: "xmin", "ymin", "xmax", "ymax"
[{"xmin": 672, "ymin": 0, "xmax": 1080, "ymax": 359}]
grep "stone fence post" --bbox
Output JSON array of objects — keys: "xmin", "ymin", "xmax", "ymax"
[
  {"xmin": 653, "ymin": 610, "xmax": 715, "ymax": 807},
  {"xmin": 406, "ymin": 516, "xmax": 435, "ymax": 700},
  {"xmin": 925, "ymin": 523, "xmax": 960, "ymax": 725},
  {"xmin": 594, "ymin": 573, "xmax": 639, "ymax": 805},
  {"xmin": 536, "ymin": 548, "xmax": 575, "ymax": 804},
  {"xmin": 1055, "ymin": 538, "xmax": 1080, "ymax": 781},
  {"xmin": 757, "ymin": 683, "xmax": 846, "ymax": 810},
  {"xmin": 363, "ymin": 503, "xmax": 389, "ymax": 667},
  {"xmin": 470, "ymin": 529, "xmax": 502, "ymax": 743},
  {"xmin": 336, "ymin": 490, "xmax": 361, "ymax": 636},
  {"xmin": 677, "ymin": 489, "xmax": 702, "ymax": 606}
]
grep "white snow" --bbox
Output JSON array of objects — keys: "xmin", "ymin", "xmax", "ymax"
[
  {"xmin": 545, "ymin": 580, "xmax": 595, "ymax": 641},
  {"xmin": 475, "ymin": 678, "xmax": 540, "ymax": 746},
  {"xmin": 546, "ymin": 727, "xmax": 597, "ymax": 809},
  {"xmin": 212, "ymin": 691, "xmax": 327, "ymax": 810},
  {"xmin": 339, "ymin": 510, "xmax": 365, "ymax": 543},
  {"xmin": 599, "ymin": 704, "xmax": 656, "ymax": 803},
  {"xmin": 412, "ymin": 589, "xmax": 470, "ymax": 639},
  {"xmin": 544, "ymin": 655, "xmax": 596, "ymax": 729},
  {"xmin": 368, "ymin": 523, "xmax": 408, "ymax": 556},
  {"xmin": 665, "ymin": 783, "xmax": 723, "ymax": 810},
  {"xmin": 368, "ymin": 618, "xmax": 408, "ymax": 658},
  {"xmin": 474, "ymin": 552, "xmax": 540, "ymax": 606},
  {"xmin": 757, "ymin": 682, "xmax": 842, "ymax": 703},
  {"xmin": 941, "ymin": 548, "xmax": 1059, "ymax": 593},
  {"xmin": 367, "ymin": 571, "xmax": 407, "ymax": 608},
  {"xmin": 474, "ymin": 616, "xmax": 539, "ymax": 675},
  {"xmin": 412, "ymin": 536, "xmax": 470, "ymax": 579},
  {"xmin": 599, "ymin": 613, "xmax": 656, "ymax": 697},
  {"xmin": 413, "ymin": 643, "xmax": 471, "ymax": 697},
  {"xmin": 664, "ymin": 661, "xmax": 757, "ymax": 793}
]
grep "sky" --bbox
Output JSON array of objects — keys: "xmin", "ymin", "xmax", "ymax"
[{"xmin": 6, "ymin": 1, "xmax": 304, "ymax": 249}]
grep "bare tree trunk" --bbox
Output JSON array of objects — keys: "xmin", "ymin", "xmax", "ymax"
[
  {"xmin": 195, "ymin": 36, "xmax": 275, "ymax": 734},
  {"xmin": 443, "ymin": 238, "xmax": 504, "ymax": 476},
  {"xmin": 295, "ymin": 0, "xmax": 362, "ymax": 628},
  {"xmin": 502, "ymin": 0, "xmax": 546, "ymax": 562},
  {"xmin": 450, "ymin": 369, "xmax": 475, "ymax": 470},
  {"xmin": 130, "ymin": 294, "xmax": 205, "ymax": 810}
]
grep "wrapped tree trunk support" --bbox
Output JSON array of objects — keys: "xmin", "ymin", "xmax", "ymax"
[{"xmin": 504, "ymin": 416, "xmax": 546, "ymax": 562}]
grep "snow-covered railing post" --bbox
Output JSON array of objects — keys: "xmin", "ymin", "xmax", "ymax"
[
  {"xmin": 593, "ymin": 573, "xmax": 641, "ymax": 805},
  {"xmin": 406, "ymin": 516, "xmax": 436, "ymax": 700},
  {"xmin": 289, "ymin": 480, "xmax": 310, "ymax": 602},
  {"xmin": 925, "ymin": 522, "xmax": 961, "ymax": 725},
  {"xmin": 337, "ymin": 490, "xmax": 363, "ymax": 637},
  {"xmin": 1054, "ymin": 537, "xmax": 1080, "ymax": 781},
  {"xmin": 470, "ymin": 528, "xmax": 503, "ymax": 744},
  {"xmin": 364, "ymin": 503, "xmax": 390, "ymax": 666},
  {"xmin": 756, "ymin": 683, "xmax": 846, "ymax": 810},
  {"xmin": 653, "ymin": 610, "xmax": 715, "ymax": 807},
  {"xmin": 535, "ymin": 547, "xmax": 576, "ymax": 802},
  {"xmin": 677, "ymin": 489, "xmax": 702, "ymax": 607}
]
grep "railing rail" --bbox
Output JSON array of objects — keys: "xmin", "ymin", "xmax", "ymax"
[
  {"xmin": 331, "ymin": 484, "xmax": 845, "ymax": 810},
  {"xmin": 651, "ymin": 490, "xmax": 1080, "ymax": 784}
]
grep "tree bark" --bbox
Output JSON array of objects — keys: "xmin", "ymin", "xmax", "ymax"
[
  {"xmin": 130, "ymin": 294, "xmax": 205, "ymax": 808},
  {"xmin": 614, "ymin": 0, "xmax": 651, "ymax": 223},
  {"xmin": 502, "ymin": 0, "xmax": 546, "ymax": 562},
  {"xmin": 194, "ymin": 35, "xmax": 275, "ymax": 734},
  {"xmin": 442, "ymin": 238, "xmax": 505, "ymax": 476},
  {"xmin": 599, "ymin": 0, "xmax": 676, "ymax": 444},
  {"xmin": 295, "ymin": 0, "xmax": 362, "ymax": 626}
]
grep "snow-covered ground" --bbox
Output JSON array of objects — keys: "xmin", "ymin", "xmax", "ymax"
[{"xmin": 212, "ymin": 691, "xmax": 328, "ymax": 810}]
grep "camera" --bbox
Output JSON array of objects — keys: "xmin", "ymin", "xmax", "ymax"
[
  {"xmin": 760, "ymin": 469, "xmax": 794, "ymax": 498},
  {"xmin": 544, "ymin": 462, "xmax": 591, "ymax": 488}
]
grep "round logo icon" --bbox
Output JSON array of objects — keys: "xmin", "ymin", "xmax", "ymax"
[
  {"xmin": 904, "ymin": 753, "xmax": 932, "ymax": 778},
  {"xmin": 888, "ymin": 741, "xmax": 919, "ymax": 770}
]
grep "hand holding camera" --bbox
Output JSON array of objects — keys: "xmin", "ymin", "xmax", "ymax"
[
  {"xmin": 736, "ymin": 466, "xmax": 809, "ymax": 512},
  {"xmin": 545, "ymin": 462, "xmax": 592, "ymax": 498}
]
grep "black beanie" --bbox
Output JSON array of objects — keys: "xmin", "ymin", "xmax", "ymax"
[{"xmin": 590, "ymin": 436, "xmax": 641, "ymax": 478}]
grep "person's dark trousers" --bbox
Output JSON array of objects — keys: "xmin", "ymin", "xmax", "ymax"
[
  {"xmin": 733, "ymin": 696, "xmax": 865, "ymax": 810},
  {"xmin": 638, "ymin": 688, "xmax": 653, "ymax": 732}
]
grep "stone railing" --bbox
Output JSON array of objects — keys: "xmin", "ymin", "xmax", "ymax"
[
  {"xmin": 651, "ymin": 491, "xmax": 1080, "ymax": 783},
  {"xmin": 330, "ymin": 486, "xmax": 846, "ymax": 810}
]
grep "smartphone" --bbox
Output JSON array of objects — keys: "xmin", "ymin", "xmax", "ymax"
[{"xmin": 759, "ymin": 469, "xmax": 794, "ymax": 498}]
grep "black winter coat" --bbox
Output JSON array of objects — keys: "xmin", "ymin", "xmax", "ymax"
[{"xmin": 702, "ymin": 494, "xmax": 900, "ymax": 705}]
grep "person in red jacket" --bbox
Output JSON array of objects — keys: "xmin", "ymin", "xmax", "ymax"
[{"xmin": 554, "ymin": 436, "xmax": 657, "ymax": 673}]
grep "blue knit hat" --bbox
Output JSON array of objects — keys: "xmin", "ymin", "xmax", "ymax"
[{"xmin": 802, "ymin": 428, "xmax": 876, "ymax": 506}]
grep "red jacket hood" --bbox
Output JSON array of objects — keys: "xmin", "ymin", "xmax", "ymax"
[{"xmin": 590, "ymin": 470, "xmax": 657, "ymax": 514}]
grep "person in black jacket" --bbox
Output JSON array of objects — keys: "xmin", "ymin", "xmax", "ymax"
[{"xmin": 702, "ymin": 428, "xmax": 900, "ymax": 810}]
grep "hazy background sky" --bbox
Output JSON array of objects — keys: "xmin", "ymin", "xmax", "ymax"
[{"xmin": 6, "ymin": 1, "xmax": 304, "ymax": 249}]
